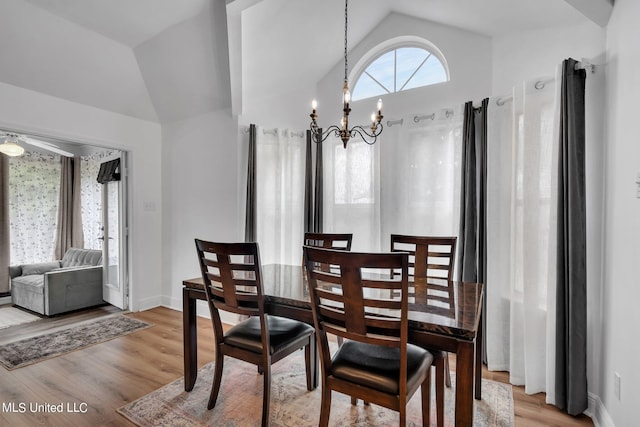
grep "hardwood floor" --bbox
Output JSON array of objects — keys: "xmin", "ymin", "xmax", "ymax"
[{"xmin": 0, "ymin": 306, "xmax": 593, "ymax": 426}]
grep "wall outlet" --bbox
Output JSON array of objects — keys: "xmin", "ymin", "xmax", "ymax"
[
  {"xmin": 143, "ymin": 201, "xmax": 156, "ymax": 212},
  {"xmin": 614, "ymin": 372, "xmax": 621, "ymax": 400}
]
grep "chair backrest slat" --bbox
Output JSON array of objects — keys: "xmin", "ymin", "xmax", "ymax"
[
  {"xmin": 304, "ymin": 246, "xmax": 408, "ymax": 347},
  {"xmin": 390, "ymin": 234, "xmax": 457, "ymax": 282},
  {"xmin": 391, "ymin": 234, "xmax": 457, "ymax": 316},
  {"xmin": 303, "ymin": 232, "xmax": 353, "ymax": 271},
  {"xmin": 195, "ymin": 239, "xmax": 264, "ymax": 317}
]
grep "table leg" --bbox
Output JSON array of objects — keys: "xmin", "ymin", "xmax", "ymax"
[
  {"xmin": 475, "ymin": 310, "xmax": 483, "ymax": 400},
  {"xmin": 183, "ymin": 287, "xmax": 198, "ymax": 392},
  {"xmin": 455, "ymin": 341, "xmax": 475, "ymax": 427}
]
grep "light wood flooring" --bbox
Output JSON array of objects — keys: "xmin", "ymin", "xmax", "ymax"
[{"xmin": 0, "ymin": 306, "xmax": 594, "ymax": 426}]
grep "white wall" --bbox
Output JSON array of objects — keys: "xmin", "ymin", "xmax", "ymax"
[
  {"xmin": 492, "ymin": 20, "xmax": 609, "ymax": 419},
  {"xmin": 0, "ymin": 81, "xmax": 162, "ymax": 312},
  {"xmin": 160, "ymin": 109, "xmax": 241, "ymax": 315},
  {"xmin": 492, "ymin": 21, "xmax": 606, "ymax": 95},
  {"xmin": 601, "ymin": 0, "xmax": 640, "ymax": 424}
]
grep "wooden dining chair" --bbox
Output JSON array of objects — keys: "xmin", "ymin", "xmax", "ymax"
[
  {"xmin": 302, "ymin": 232, "xmax": 353, "ymax": 270},
  {"xmin": 195, "ymin": 239, "xmax": 317, "ymax": 427},
  {"xmin": 303, "ymin": 246, "xmax": 434, "ymax": 427},
  {"xmin": 303, "ymin": 232, "xmax": 354, "ymax": 347},
  {"xmin": 390, "ymin": 234, "xmax": 457, "ymax": 427}
]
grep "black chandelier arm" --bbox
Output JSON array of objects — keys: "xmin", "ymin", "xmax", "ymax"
[
  {"xmin": 309, "ymin": 124, "xmax": 343, "ymax": 143},
  {"xmin": 309, "ymin": 122, "xmax": 384, "ymax": 146},
  {"xmin": 349, "ymin": 123, "xmax": 384, "ymax": 145}
]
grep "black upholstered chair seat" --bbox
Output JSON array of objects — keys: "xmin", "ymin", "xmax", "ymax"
[
  {"xmin": 331, "ymin": 340, "xmax": 433, "ymax": 394},
  {"xmin": 225, "ymin": 315, "xmax": 314, "ymax": 354}
]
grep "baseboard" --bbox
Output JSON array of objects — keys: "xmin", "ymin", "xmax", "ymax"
[
  {"xmin": 133, "ymin": 295, "xmax": 163, "ymax": 312},
  {"xmin": 588, "ymin": 392, "xmax": 615, "ymax": 427},
  {"xmin": 0, "ymin": 296, "xmax": 11, "ymax": 305}
]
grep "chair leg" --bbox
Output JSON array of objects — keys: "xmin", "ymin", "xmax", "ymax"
[
  {"xmin": 435, "ymin": 358, "xmax": 444, "ymax": 427},
  {"xmin": 399, "ymin": 405, "xmax": 407, "ymax": 427},
  {"xmin": 207, "ymin": 353, "xmax": 224, "ymax": 410},
  {"xmin": 421, "ymin": 368, "xmax": 432, "ymax": 427},
  {"xmin": 305, "ymin": 336, "xmax": 317, "ymax": 390},
  {"xmin": 319, "ymin": 385, "xmax": 332, "ymax": 427},
  {"xmin": 444, "ymin": 351, "xmax": 451, "ymax": 388},
  {"xmin": 261, "ymin": 364, "xmax": 271, "ymax": 427}
]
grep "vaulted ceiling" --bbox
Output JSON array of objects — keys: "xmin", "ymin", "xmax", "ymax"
[{"xmin": 0, "ymin": 0, "xmax": 610, "ymax": 124}]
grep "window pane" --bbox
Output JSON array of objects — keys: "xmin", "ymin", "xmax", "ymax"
[
  {"xmin": 364, "ymin": 50, "xmax": 394, "ymax": 93},
  {"xmin": 403, "ymin": 55, "xmax": 447, "ymax": 90},
  {"xmin": 353, "ymin": 45, "xmax": 448, "ymax": 98},
  {"xmin": 395, "ymin": 47, "xmax": 429, "ymax": 90},
  {"xmin": 352, "ymin": 72, "xmax": 386, "ymax": 101}
]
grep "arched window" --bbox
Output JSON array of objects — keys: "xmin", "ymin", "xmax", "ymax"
[{"xmin": 352, "ymin": 45, "xmax": 448, "ymax": 101}]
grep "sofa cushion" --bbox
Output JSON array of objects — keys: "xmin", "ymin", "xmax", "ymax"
[
  {"xmin": 61, "ymin": 248, "xmax": 102, "ymax": 268},
  {"xmin": 21, "ymin": 262, "xmax": 61, "ymax": 276},
  {"xmin": 11, "ymin": 275, "xmax": 45, "ymax": 294}
]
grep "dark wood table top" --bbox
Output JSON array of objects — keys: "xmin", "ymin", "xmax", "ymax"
[{"xmin": 183, "ymin": 263, "xmax": 483, "ymax": 341}]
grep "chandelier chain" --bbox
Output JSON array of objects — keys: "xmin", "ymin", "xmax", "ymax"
[
  {"xmin": 308, "ymin": 0, "xmax": 383, "ymax": 148},
  {"xmin": 344, "ymin": 0, "xmax": 348, "ymax": 82}
]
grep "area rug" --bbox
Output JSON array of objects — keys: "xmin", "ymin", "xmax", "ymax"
[
  {"xmin": 0, "ymin": 315, "xmax": 151, "ymax": 370},
  {"xmin": 0, "ymin": 306, "xmax": 41, "ymax": 330},
  {"xmin": 118, "ymin": 353, "xmax": 514, "ymax": 427}
]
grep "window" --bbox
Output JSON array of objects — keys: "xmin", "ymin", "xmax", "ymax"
[{"xmin": 352, "ymin": 46, "xmax": 448, "ymax": 101}]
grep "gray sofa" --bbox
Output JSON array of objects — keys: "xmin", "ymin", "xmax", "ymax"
[{"xmin": 9, "ymin": 248, "xmax": 104, "ymax": 316}]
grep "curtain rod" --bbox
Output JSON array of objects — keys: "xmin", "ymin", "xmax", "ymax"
[
  {"xmin": 387, "ymin": 109, "xmax": 456, "ymax": 126},
  {"xmin": 574, "ymin": 60, "xmax": 596, "ymax": 73},
  {"xmin": 239, "ymin": 126, "xmax": 304, "ymax": 138}
]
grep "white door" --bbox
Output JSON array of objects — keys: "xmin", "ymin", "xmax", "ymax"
[{"xmin": 100, "ymin": 155, "xmax": 128, "ymax": 310}]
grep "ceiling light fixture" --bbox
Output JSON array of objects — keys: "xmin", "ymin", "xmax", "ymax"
[
  {"xmin": 0, "ymin": 133, "xmax": 25, "ymax": 157},
  {"xmin": 309, "ymin": 0, "xmax": 383, "ymax": 149}
]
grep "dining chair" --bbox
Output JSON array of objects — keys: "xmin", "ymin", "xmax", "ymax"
[
  {"xmin": 303, "ymin": 246, "xmax": 434, "ymax": 427},
  {"xmin": 390, "ymin": 234, "xmax": 457, "ymax": 427},
  {"xmin": 302, "ymin": 232, "xmax": 353, "ymax": 270},
  {"xmin": 303, "ymin": 232, "xmax": 354, "ymax": 348},
  {"xmin": 195, "ymin": 239, "xmax": 317, "ymax": 427}
]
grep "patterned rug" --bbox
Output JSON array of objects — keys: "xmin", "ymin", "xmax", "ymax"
[
  {"xmin": 0, "ymin": 306, "xmax": 41, "ymax": 330},
  {"xmin": 0, "ymin": 315, "xmax": 151, "ymax": 370},
  {"xmin": 118, "ymin": 353, "xmax": 514, "ymax": 427}
]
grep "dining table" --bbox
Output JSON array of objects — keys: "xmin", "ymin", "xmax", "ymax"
[{"xmin": 182, "ymin": 263, "xmax": 483, "ymax": 427}]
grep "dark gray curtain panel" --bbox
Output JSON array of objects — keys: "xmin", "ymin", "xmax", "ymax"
[
  {"xmin": 0, "ymin": 155, "xmax": 9, "ymax": 294},
  {"xmin": 304, "ymin": 130, "xmax": 313, "ymax": 233},
  {"xmin": 313, "ymin": 130, "xmax": 323, "ymax": 233},
  {"xmin": 555, "ymin": 58, "xmax": 588, "ymax": 416},
  {"xmin": 244, "ymin": 124, "xmax": 257, "ymax": 242},
  {"xmin": 457, "ymin": 99, "xmax": 488, "ymax": 284},
  {"xmin": 54, "ymin": 156, "xmax": 84, "ymax": 259},
  {"xmin": 458, "ymin": 98, "xmax": 488, "ymax": 363}
]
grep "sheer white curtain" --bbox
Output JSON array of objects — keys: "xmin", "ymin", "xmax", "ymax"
[
  {"xmin": 9, "ymin": 152, "xmax": 61, "ymax": 264},
  {"xmin": 486, "ymin": 76, "xmax": 560, "ymax": 402},
  {"xmin": 255, "ymin": 127, "xmax": 305, "ymax": 265},
  {"xmin": 381, "ymin": 110, "xmax": 462, "ymax": 247},
  {"xmin": 322, "ymin": 109, "xmax": 462, "ymax": 253},
  {"xmin": 323, "ymin": 135, "xmax": 381, "ymax": 252}
]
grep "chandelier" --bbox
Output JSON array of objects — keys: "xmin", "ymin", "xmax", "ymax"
[
  {"xmin": 0, "ymin": 133, "xmax": 25, "ymax": 157},
  {"xmin": 309, "ymin": 0, "xmax": 383, "ymax": 149}
]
